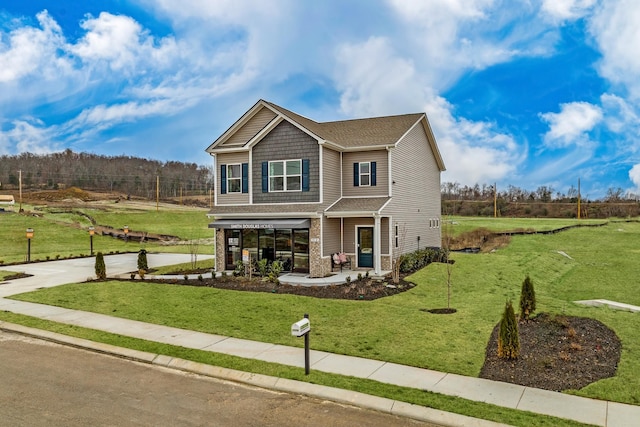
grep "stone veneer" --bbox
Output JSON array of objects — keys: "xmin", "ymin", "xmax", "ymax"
[{"xmin": 215, "ymin": 228, "xmax": 226, "ymax": 273}]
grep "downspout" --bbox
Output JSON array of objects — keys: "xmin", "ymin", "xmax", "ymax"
[{"xmin": 374, "ymin": 213, "xmax": 381, "ymax": 276}]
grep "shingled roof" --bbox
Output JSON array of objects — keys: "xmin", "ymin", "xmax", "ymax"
[{"xmin": 264, "ymin": 101, "xmax": 423, "ymax": 149}]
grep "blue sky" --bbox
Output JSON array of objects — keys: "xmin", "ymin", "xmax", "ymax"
[{"xmin": 2, "ymin": 0, "xmax": 640, "ymax": 199}]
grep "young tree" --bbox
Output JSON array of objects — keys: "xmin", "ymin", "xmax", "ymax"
[
  {"xmin": 95, "ymin": 252, "xmax": 106, "ymax": 280},
  {"xmin": 519, "ymin": 274, "xmax": 536, "ymax": 321},
  {"xmin": 497, "ymin": 300, "xmax": 520, "ymax": 360}
]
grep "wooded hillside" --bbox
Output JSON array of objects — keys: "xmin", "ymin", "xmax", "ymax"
[{"xmin": 0, "ymin": 150, "xmax": 213, "ymax": 200}]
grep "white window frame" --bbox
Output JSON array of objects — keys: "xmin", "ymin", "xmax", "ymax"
[
  {"xmin": 269, "ymin": 159, "xmax": 302, "ymax": 192},
  {"xmin": 359, "ymin": 162, "xmax": 371, "ymax": 187},
  {"xmin": 227, "ymin": 163, "xmax": 242, "ymax": 193}
]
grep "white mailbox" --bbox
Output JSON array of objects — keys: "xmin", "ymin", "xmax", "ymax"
[{"xmin": 291, "ymin": 318, "xmax": 310, "ymax": 337}]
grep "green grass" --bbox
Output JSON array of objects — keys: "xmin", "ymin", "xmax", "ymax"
[
  {"xmin": 152, "ymin": 259, "xmax": 215, "ymax": 274},
  {"xmin": 445, "ymin": 216, "xmax": 606, "ymax": 236},
  {"xmin": 0, "ymin": 204, "xmax": 211, "ymax": 264},
  {"xmin": 11, "ymin": 222, "xmax": 640, "ymax": 407},
  {"xmin": 0, "ymin": 311, "xmax": 592, "ymax": 427}
]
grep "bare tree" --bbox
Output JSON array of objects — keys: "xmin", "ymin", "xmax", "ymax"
[{"xmin": 391, "ymin": 223, "xmax": 407, "ymax": 284}]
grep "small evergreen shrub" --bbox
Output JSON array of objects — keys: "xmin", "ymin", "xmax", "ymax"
[
  {"xmin": 498, "ymin": 300, "xmax": 520, "ymax": 360},
  {"xmin": 519, "ymin": 274, "xmax": 536, "ymax": 321},
  {"xmin": 94, "ymin": 252, "xmax": 106, "ymax": 280},
  {"xmin": 137, "ymin": 249, "xmax": 148, "ymax": 274},
  {"xmin": 257, "ymin": 258, "xmax": 269, "ymax": 277},
  {"xmin": 198, "ymin": 274, "xmax": 203, "ymax": 281}
]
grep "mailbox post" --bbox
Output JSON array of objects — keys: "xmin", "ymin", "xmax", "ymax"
[
  {"xmin": 291, "ymin": 313, "xmax": 311, "ymax": 375},
  {"xmin": 26, "ymin": 228, "xmax": 34, "ymax": 262}
]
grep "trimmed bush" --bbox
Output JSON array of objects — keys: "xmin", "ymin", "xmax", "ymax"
[
  {"xmin": 137, "ymin": 249, "xmax": 148, "ymax": 273},
  {"xmin": 497, "ymin": 300, "xmax": 520, "ymax": 360},
  {"xmin": 519, "ymin": 274, "xmax": 536, "ymax": 321},
  {"xmin": 398, "ymin": 248, "xmax": 447, "ymax": 274},
  {"xmin": 94, "ymin": 252, "xmax": 106, "ymax": 280}
]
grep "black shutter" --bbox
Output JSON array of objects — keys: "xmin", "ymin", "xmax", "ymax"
[
  {"xmin": 353, "ymin": 163, "xmax": 359, "ymax": 187},
  {"xmin": 262, "ymin": 162, "xmax": 268, "ymax": 192},
  {"xmin": 371, "ymin": 161, "xmax": 377, "ymax": 186},
  {"xmin": 220, "ymin": 164, "xmax": 227, "ymax": 194},
  {"xmin": 241, "ymin": 163, "xmax": 249, "ymax": 193},
  {"xmin": 302, "ymin": 159, "xmax": 309, "ymax": 192}
]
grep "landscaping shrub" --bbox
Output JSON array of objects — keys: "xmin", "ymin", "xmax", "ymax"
[
  {"xmin": 137, "ymin": 249, "xmax": 148, "ymax": 273},
  {"xmin": 519, "ymin": 275, "xmax": 536, "ymax": 321},
  {"xmin": 94, "ymin": 252, "xmax": 106, "ymax": 280},
  {"xmin": 498, "ymin": 300, "xmax": 520, "ymax": 360},
  {"xmin": 399, "ymin": 248, "xmax": 447, "ymax": 273}
]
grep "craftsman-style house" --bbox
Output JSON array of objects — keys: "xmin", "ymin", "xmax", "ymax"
[{"xmin": 206, "ymin": 100, "xmax": 445, "ymax": 278}]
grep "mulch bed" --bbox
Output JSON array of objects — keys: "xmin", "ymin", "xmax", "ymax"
[
  {"xmin": 147, "ymin": 274, "xmax": 415, "ymax": 300},
  {"xmin": 480, "ymin": 313, "xmax": 621, "ymax": 391}
]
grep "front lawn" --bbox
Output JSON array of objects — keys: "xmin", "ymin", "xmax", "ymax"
[{"xmin": 10, "ymin": 221, "xmax": 640, "ymax": 406}]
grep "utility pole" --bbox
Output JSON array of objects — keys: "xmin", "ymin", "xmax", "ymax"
[
  {"xmin": 577, "ymin": 178, "xmax": 581, "ymax": 220},
  {"xmin": 494, "ymin": 182, "xmax": 497, "ymax": 218},
  {"xmin": 18, "ymin": 170, "xmax": 22, "ymax": 212}
]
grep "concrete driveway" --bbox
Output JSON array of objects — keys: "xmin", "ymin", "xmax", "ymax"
[{"xmin": 0, "ymin": 253, "xmax": 213, "ymax": 298}]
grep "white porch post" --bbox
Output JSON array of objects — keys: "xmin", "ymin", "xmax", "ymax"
[{"xmin": 374, "ymin": 214, "xmax": 381, "ymax": 275}]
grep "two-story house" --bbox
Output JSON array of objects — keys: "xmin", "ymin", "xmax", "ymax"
[{"xmin": 206, "ymin": 100, "xmax": 445, "ymax": 278}]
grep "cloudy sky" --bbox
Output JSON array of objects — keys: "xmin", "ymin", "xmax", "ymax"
[{"xmin": 2, "ymin": 0, "xmax": 640, "ymax": 199}]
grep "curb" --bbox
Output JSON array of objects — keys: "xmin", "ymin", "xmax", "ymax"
[{"xmin": 0, "ymin": 321, "xmax": 511, "ymax": 427}]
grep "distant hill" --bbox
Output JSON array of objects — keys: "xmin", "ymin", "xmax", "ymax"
[{"xmin": 0, "ymin": 149, "xmax": 213, "ymax": 200}]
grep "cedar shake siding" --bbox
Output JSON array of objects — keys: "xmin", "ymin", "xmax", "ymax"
[
  {"xmin": 383, "ymin": 121, "xmax": 442, "ymax": 250},
  {"xmin": 342, "ymin": 150, "xmax": 389, "ymax": 197},
  {"xmin": 252, "ymin": 121, "xmax": 320, "ymax": 204}
]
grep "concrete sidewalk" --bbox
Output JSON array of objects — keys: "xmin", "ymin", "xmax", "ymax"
[{"xmin": 1, "ymin": 255, "xmax": 638, "ymax": 426}]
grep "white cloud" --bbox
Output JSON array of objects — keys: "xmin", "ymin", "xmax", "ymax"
[
  {"xmin": 628, "ymin": 164, "xmax": 640, "ymax": 192},
  {"xmin": 0, "ymin": 119, "xmax": 56, "ymax": 154},
  {"xmin": 0, "ymin": 11, "xmax": 72, "ymax": 83},
  {"xmin": 540, "ymin": 102, "xmax": 603, "ymax": 148},
  {"xmin": 540, "ymin": 0, "xmax": 597, "ymax": 21},
  {"xmin": 589, "ymin": 0, "xmax": 640, "ymax": 99},
  {"xmin": 334, "ymin": 37, "xmax": 522, "ymax": 186}
]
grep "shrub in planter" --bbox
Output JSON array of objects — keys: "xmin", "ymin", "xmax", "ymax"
[
  {"xmin": 94, "ymin": 252, "xmax": 107, "ymax": 280},
  {"xmin": 519, "ymin": 274, "xmax": 536, "ymax": 321},
  {"xmin": 498, "ymin": 300, "xmax": 520, "ymax": 360}
]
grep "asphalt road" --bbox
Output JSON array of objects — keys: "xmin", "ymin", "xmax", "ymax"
[{"xmin": 0, "ymin": 332, "xmax": 437, "ymax": 427}]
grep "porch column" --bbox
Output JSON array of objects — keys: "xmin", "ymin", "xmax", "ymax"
[{"xmin": 374, "ymin": 214, "xmax": 381, "ymax": 275}]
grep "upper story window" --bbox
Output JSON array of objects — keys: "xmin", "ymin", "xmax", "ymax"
[
  {"xmin": 220, "ymin": 162, "xmax": 248, "ymax": 194},
  {"xmin": 227, "ymin": 164, "xmax": 242, "ymax": 193},
  {"xmin": 269, "ymin": 159, "xmax": 302, "ymax": 192},
  {"xmin": 353, "ymin": 161, "xmax": 377, "ymax": 187}
]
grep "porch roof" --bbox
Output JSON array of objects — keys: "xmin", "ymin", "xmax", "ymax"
[
  {"xmin": 209, "ymin": 218, "xmax": 310, "ymax": 229},
  {"xmin": 324, "ymin": 197, "xmax": 391, "ymax": 217},
  {"xmin": 208, "ymin": 203, "xmax": 321, "ymax": 217}
]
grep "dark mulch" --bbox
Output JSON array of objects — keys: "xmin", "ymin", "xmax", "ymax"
[
  {"xmin": 146, "ymin": 275, "xmax": 415, "ymax": 300},
  {"xmin": 480, "ymin": 313, "xmax": 621, "ymax": 391}
]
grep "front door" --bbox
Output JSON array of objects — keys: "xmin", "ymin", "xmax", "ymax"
[{"xmin": 357, "ymin": 227, "xmax": 374, "ymax": 268}]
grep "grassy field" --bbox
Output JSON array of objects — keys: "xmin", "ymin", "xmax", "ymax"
[
  {"xmin": 8, "ymin": 220, "xmax": 640, "ymax": 409},
  {"xmin": 444, "ymin": 216, "xmax": 606, "ymax": 236},
  {"xmin": 0, "ymin": 203, "xmax": 211, "ymax": 264}
]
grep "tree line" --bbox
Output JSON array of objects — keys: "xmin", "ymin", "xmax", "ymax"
[
  {"xmin": 0, "ymin": 149, "xmax": 214, "ymax": 200},
  {"xmin": 441, "ymin": 182, "xmax": 640, "ymax": 218}
]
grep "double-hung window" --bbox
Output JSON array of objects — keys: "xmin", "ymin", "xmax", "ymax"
[
  {"xmin": 227, "ymin": 164, "xmax": 242, "ymax": 193},
  {"xmin": 269, "ymin": 159, "xmax": 301, "ymax": 192},
  {"xmin": 353, "ymin": 161, "xmax": 376, "ymax": 187},
  {"xmin": 359, "ymin": 162, "xmax": 371, "ymax": 186}
]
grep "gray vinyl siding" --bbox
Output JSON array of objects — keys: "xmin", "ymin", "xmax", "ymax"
[
  {"xmin": 216, "ymin": 152, "xmax": 250, "ymax": 205},
  {"xmin": 322, "ymin": 146, "xmax": 341, "ymax": 206},
  {"xmin": 380, "ymin": 217, "xmax": 390, "ymax": 254},
  {"xmin": 383, "ymin": 121, "xmax": 441, "ymax": 252},
  {"xmin": 252, "ymin": 120, "xmax": 320, "ymax": 204},
  {"xmin": 322, "ymin": 217, "xmax": 341, "ymax": 256},
  {"xmin": 222, "ymin": 107, "xmax": 277, "ymax": 147},
  {"xmin": 342, "ymin": 150, "xmax": 389, "ymax": 197}
]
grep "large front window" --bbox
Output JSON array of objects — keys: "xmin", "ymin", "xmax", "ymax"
[
  {"xmin": 269, "ymin": 159, "xmax": 301, "ymax": 192},
  {"xmin": 227, "ymin": 164, "xmax": 242, "ymax": 193}
]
